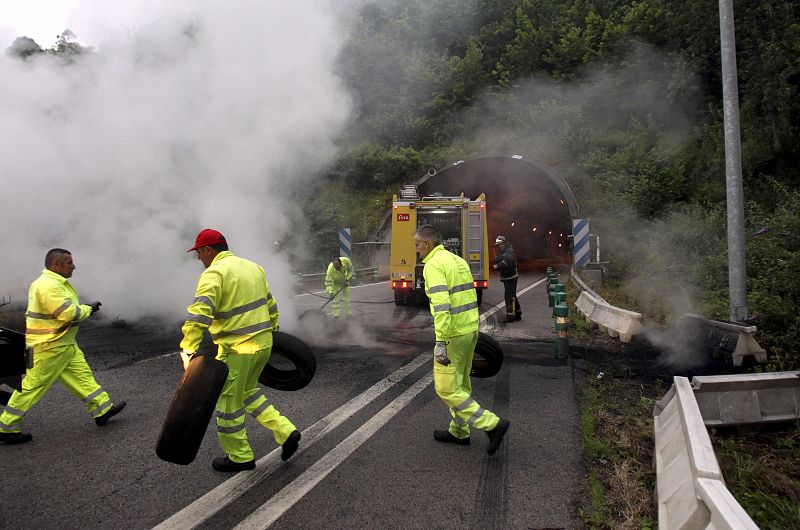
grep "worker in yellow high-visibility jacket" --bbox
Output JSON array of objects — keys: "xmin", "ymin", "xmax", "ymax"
[
  {"xmin": 324, "ymin": 256, "xmax": 353, "ymax": 317},
  {"xmin": 180, "ymin": 228, "xmax": 300, "ymax": 472},
  {"xmin": 414, "ymin": 224, "xmax": 510, "ymax": 455},
  {"xmin": 0, "ymin": 249, "xmax": 126, "ymax": 445}
]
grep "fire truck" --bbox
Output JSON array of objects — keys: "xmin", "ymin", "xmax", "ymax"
[{"xmin": 390, "ymin": 185, "xmax": 489, "ymax": 305}]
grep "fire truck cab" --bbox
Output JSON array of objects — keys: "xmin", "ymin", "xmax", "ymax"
[{"xmin": 390, "ymin": 185, "xmax": 489, "ymax": 305}]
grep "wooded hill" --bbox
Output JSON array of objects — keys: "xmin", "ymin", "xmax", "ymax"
[{"xmin": 303, "ymin": 0, "xmax": 799, "ymax": 363}]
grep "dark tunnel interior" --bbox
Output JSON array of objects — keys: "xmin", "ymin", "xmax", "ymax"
[{"xmin": 418, "ymin": 156, "xmax": 575, "ymax": 270}]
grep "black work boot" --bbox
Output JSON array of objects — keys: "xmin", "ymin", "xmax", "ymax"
[
  {"xmin": 486, "ymin": 419, "xmax": 510, "ymax": 455},
  {"xmin": 0, "ymin": 431, "xmax": 33, "ymax": 445},
  {"xmin": 212, "ymin": 456, "xmax": 255, "ymax": 472},
  {"xmin": 95, "ymin": 401, "xmax": 127, "ymax": 426},
  {"xmin": 281, "ymin": 430, "xmax": 301, "ymax": 461},
  {"xmin": 434, "ymin": 430, "xmax": 470, "ymax": 446}
]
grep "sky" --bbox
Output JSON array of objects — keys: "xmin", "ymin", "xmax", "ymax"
[{"xmin": 0, "ymin": 1, "xmax": 355, "ymax": 325}]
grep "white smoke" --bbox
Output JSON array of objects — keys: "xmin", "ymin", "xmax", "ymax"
[{"xmin": 0, "ymin": 1, "xmax": 354, "ymax": 325}]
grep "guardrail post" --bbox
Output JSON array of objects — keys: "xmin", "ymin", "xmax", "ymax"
[
  {"xmin": 552, "ymin": 284, "xmax": 566, "ymax": 331},
  {"xmin": 547, "ymin": 274, "xmax": 558, "ymax": 307},
  {"xmin": 554, "ymin": 303, "xmax": 569, "ymax": 358}
]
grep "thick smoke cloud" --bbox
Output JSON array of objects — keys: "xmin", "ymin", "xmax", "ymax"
[{"xmin": 0, "ymin": 1, "xmax": 353, "ymax": 323}]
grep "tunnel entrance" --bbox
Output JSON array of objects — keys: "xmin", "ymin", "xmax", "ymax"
[{"xmin": 416, "ymin": 155, "xmax": 578, "ymax": 270}]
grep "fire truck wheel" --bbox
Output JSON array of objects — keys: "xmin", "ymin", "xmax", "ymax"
[
  {"xmin": 471, "ymin": 332, "xmax": 504, "ymax": 378},
  {"xmin": 156, "ymin": 354, "xmax": 229, "ymax": 465},
  {"xmin": 259, "ymin": 331, "xmax": 316, "ymax": 391}
]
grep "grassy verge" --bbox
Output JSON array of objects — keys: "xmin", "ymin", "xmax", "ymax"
[{"xmin": 568, "ymin": 275, "xmax": 800, "ymax": 529}]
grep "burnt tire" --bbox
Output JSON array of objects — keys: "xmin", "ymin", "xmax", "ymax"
[
  {"xmin": 471, "ymin": 332, "xmax": 503, "ymax": 378},
  {"xmin": 259, "ymin": 331, "xmax": 316, "ymax": 391},
  {"xmin": 156, "ymin": 354, "xmax": 229, "ymax": 465}
]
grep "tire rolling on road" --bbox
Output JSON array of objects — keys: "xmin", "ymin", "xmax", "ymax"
[
  {"xmin": 156, "ymin": 353, "xmax": 228, "ymax": 465},
  {"xmin": 259, "ymin": 331, "xmax": 316, "ymax": 392},
  {"xmin": 471, "ymin": 332, "xmax": 504, "ymax": 378}
]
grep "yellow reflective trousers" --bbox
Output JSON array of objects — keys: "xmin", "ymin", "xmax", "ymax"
[
  {"xmin": 215, "ymin": 347, "xmax": 297, "ymax": 463},
  {"xmin": 433, "ymin": 331, "xmax": 500, "ymax": 439},
  {"xmin": 0, "ymin": 344, "xmax": 111, "ymax": 433}
]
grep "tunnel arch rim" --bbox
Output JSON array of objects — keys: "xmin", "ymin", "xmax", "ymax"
[{"xmin": 413, "ymin": 153, "xmax": 580, "ymax": 218}]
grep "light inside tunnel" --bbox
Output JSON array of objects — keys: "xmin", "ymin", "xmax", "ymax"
[{"xmin": 415, "ymin": 155, "xmax": 575, "ymax": 270}]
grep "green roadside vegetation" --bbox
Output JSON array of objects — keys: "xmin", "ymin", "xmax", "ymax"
[{"xmin": 568, "ymin": 279, "xmax": 800, "ymax": 529}]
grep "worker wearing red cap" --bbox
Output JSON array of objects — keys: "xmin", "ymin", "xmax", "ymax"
[{"xmin": 180, "ymin": 229, "xmax": 300, "ymax": 472}]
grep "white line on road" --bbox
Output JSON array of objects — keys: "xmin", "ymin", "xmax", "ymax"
[
  {"xmin": 479, "ymin": 276, "xmax": 546, "ymax": 326},
  {"xmin": 233, "ymin": 372, "xmax": 434, "ymax": 530},
  {"xmin": 153, "ymin": 352, "xmax": 430, "ymax": 530}
]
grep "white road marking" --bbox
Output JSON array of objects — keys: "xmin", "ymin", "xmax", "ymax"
[
  {"xmin": 233, "ymin": 372, "xmax": 434, "ymax": 530},
  {"xmin": 153, "ymin": 352, "xmax": 430, "ymax": 530},
  {"xmin": 154, "ymin": 275, "xmax": 545, "ymax": 529}
]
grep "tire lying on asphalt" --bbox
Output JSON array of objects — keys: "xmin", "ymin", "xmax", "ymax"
[
  {"xmin": 471, "ymin": 332, "xmax": 504, "ymax": 378},
  {"xmin": 156, "ymin": 354, "xmax": 229, "ymax": 465},
  {"xmin": 259, "ymin": 331, "xmax": 316, "ymax": 391}
]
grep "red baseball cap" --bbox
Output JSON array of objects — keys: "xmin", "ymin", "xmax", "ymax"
[{"xmin": 187, "ymin": 228, "xmax": 226, "ymax": 252}]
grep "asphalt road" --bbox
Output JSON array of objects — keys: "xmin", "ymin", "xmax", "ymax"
[{"xmin": 0, "ymin": 272, "xmax": 587, "ymax": 529}]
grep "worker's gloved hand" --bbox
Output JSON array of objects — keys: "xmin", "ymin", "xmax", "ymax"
[
  {"xmin": 179, "ymin": 351, "xmax": 194, "ymax": 371},
  {"xmin": 89, "ymin": 301, "xmax": 102, "ymax": 314},
  {"xmin": 493, "ymin": 264, "xmax": 498, "ymax": 270},
  {"xmin": 434, "ymin": 341, "xmax": 450, "ymax": 365}
]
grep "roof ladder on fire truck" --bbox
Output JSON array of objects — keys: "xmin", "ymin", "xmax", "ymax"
[{"xmin": 399, "ymin": 185, "xmax": 419, "ymax": 200}]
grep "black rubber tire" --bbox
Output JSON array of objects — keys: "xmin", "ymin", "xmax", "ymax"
[
  {"xmin": 471, "ymin": 332, "xmax": 504, "ymax": 378},
  {"xmin": 156, "ymin": 354, "xmax": 229, "ymax": 465},
  {"xmin": 259, "ymin": 331, "xmax": 316, "ymax": 391},
  {"xmin": 0, "ymin": 327, "xmax": 26, "ymax": 380}
]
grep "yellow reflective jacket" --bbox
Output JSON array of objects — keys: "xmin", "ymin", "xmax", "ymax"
[
  {"xmin": 181, "ymin": 251, "xmax": 279, "ymax": 354},
  {"xmin": 422, "ymin": 245, "xmax": 479, "ymax": 341},
  {"xmin": 324, "ymin": 256, "xmax": 353, "ymax": 293},
  {"xmin": 25, "ymin": 269, "xmax": 93, "ymax": 352}
]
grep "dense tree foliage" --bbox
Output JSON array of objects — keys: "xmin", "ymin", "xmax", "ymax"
[{"xmin": 304, "ymin": 0, "xmax": 800, "ymax": 358}]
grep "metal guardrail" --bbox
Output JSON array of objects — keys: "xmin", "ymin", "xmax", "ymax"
[
  {"xmin": 653, "ymin": 377, "xmax": 759, "ymax": 529},
  {"xmin": 570, "ymin": 269, "xmax": 643, "ymax": 343},
  {"xmin": 295, "ymin": 267, "xmax": 378, "ymax": 291}
]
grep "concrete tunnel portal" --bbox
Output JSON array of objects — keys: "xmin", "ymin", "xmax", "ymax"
[{"xmin": 416, "ymin": 155, "xmax": 578, "ymax": 270}]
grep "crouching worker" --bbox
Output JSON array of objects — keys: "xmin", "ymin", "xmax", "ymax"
[
  {"xmin": 180, "ymin": 229, "xmax": 301, "ymax": 472},
  {"xmin": 413, "ymin": 225, "xmax": 510, "ymax": 455},
  {"xmin": 0, "ymin": 249, "xmax": 126, "ymax": 445}
]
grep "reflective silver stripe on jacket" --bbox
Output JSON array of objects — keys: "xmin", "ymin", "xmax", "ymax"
[
  {"xmin": 432, "ymin": 303, "xmax": 451, "ymax": 313},
  {"xmin": 215, "ymin": 298, "xmax": 267, "ymax": 320},
  {"xmin": 26, "ymin": 322, "xmax": 79, "ymax": 335},
  {"xmin": 211, "ymin": 320, "xmax": 273, "ymax": 339},
  {"xmin": 26, "ymin": 311, "xmax": 56, "ymax": 320},
  {"xmin": 450, "ymin": 301, "xmax": 478, "ymax": 315},
  {"xmin": 194, "ymin": 296, "xmax": 216, "ymax": 314},
  {"xmin": 428, "ymin": 285, "xmax": 448, "ymax": 294},
  {"xmin": 186, "ymin": 313, "xmax": 213, "ymax": 326},
  {"xmin": 52, "ymin": 300, "xmax": 72, "ymax": 318},
  {"xmin": 450, "ymin": 283, "xmax": 473, "ymax": 294}
]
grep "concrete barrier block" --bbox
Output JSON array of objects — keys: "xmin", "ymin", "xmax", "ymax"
[
  {"xmin": 695, "ymin": 478, "xmax": 759, "ymax": 529},
  {"xmin": 692, "ymin": 372, "xmax": 800, "ymax": 426},
  {"xmin": 655, "ymin": 378, "xmax": 724, "ymax": 529}
]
